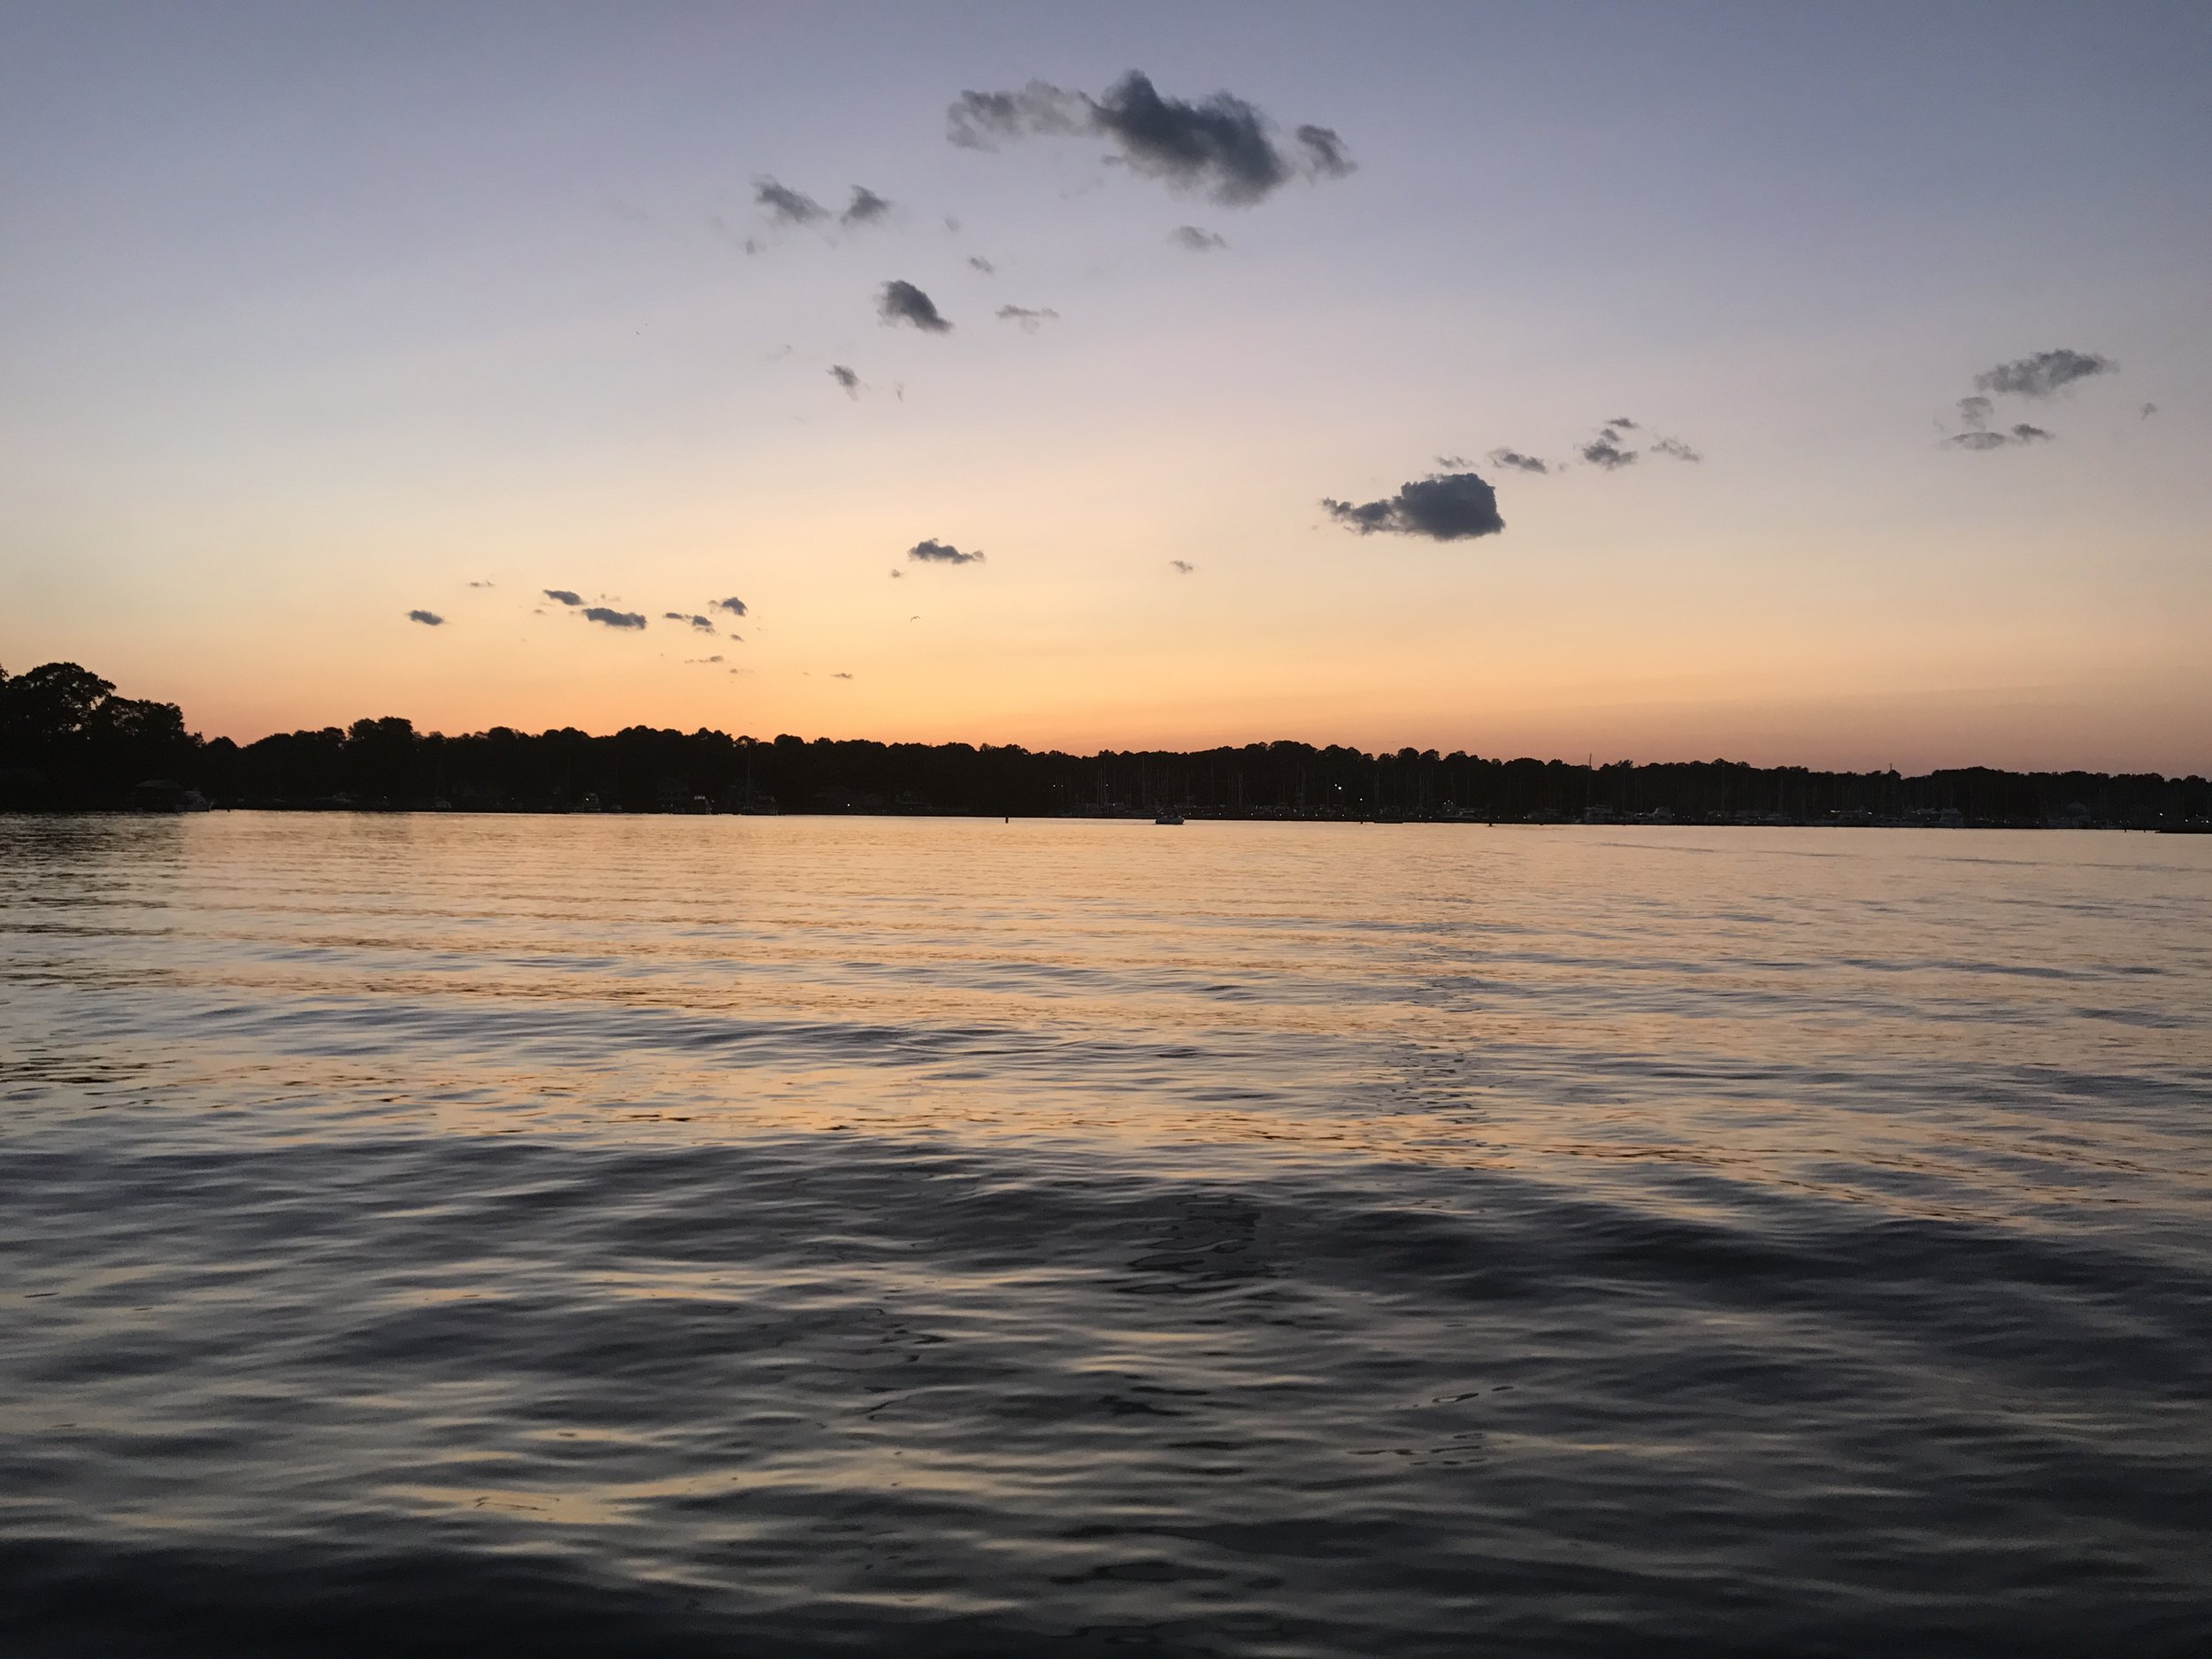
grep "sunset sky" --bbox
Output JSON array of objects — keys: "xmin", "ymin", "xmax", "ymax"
[{"xmin": 4, "ymin": 2, "xmax": 2208, "ymax": 771}]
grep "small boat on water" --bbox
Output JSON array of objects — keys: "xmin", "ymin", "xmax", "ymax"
[{"xmin": 1155, "ymin": 811, "xmax": 1184, "ymax": 826}]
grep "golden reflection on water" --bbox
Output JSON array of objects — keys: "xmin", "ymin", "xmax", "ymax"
[
  {"xmin": 6, "ymin": 812, "xmax": 2209, "ymax": 1655},
  {"xmin": 4, "ymin": 813, "xmax": 2209, "ymax": 1229}
]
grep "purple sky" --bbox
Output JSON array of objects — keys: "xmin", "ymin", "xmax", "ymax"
[{"xmin": 3, "ymin": 2, "xmax": 2208, "ymax": 769}]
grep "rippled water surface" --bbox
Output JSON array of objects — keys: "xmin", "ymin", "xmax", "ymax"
[{"xmin": 4, "ymin": 813, "xmax": 2209, "ymax": 1655}]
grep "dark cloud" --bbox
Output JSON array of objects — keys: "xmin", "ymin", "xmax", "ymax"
[
  {"xmin": 1170, "ymin": 225, "xmax": 1226, "ymax": 251},
  {"xmin": 829, "ymin": 364, "xmax": 861, "ymax": 397},
  {"xmin": 1323, "ymin": 472, "xmax": 1504, "ymax": 541},
  {"xmin": 947, "ymin": 71, "xmax": 1352, "ymax": 206},
  {"xmin": 968, "ymin": 255, "xmax": 996, "ymax": 274},
  {"xmin": 996, "ymin": 303, "xmax": 1058, "ymax": 331},
  {"xmin": 1606, "ymin": 416, "xmax": 1640, "ymax": 430},
  {"xmin": 711, "ymin": 596, "xmax": 748, "ymax": 617},
  {"xmin": 1170, "ymin": 559, "xmax": 1196, "ymax": 574},
  {"xmin": 1945, "ymin": 423, "xmax": 2054, "ymax": 451},
  {"xmin": 1974, "ymin": 348, "xmax": 2116, "ymax": 398},
  {"xmin": 754, "ymin": 176, "xmax": 826, "ymax": 227},
  {"xmin": 2141, "ymin": 403, "xmax": 2159, "ymax": 419},
  {"xmin": 1486, "ymin": 447, "xmax": 1551, "ymax": 475},
  {"xmin": 841, "ymin": 187, "xmax": 892, "ymax": 227},
  {"xmin": 879, "ymin": 280, "xmax": 951, "ymax": 332},
  {"xmin": 1579, "ymin": 435, "xmax": 1638, "ymax": 471},
  {"xmin": 909, "ymin": 539, "xmax": 985, "ymax": 565},
  {"xmin": 1294, "ymin": 125, "xmax": 1355, "ymax": 179},
  {"xmin": 1088, "ymin": 73, "xmax": 1321, "ymax": 204},
  {"xmin": 664, "ymin": 612, "xmax": 716, "ymax": 632},
  {"xmin": 1651, "ymin": 436, "xmax": 1703, "ymax": 463},
  {"xmin": 1956, "ymin": 395, "xmax": 1996, "ymax": 430},
  {"xmin": 407, "ymin": 609, "xmax": 445, "ymax": 626},
  {"xmin": 544, "ymin": 589, "xmax": 584, "ymax": 606},
  {"xmin": 583, "ymin": 607, "xmax": 647, "ymax": 628}
]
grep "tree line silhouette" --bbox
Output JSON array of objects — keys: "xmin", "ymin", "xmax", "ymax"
[{"xmin": 3, "ymin": 658, "xmax": 2206, "ymax": 827}]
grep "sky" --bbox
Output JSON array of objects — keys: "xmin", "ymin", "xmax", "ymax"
[{"xmin": 3, "ymin": 1, "xmax": 2208, "ymax": 772}]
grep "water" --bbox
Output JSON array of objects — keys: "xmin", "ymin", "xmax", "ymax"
[{"xmin": 3, "ymin": 813, "xmax": 2208, "ymax": 1656}]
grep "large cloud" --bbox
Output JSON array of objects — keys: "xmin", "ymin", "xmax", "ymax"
[
  {"xmin": 947, "ymin": 71, "xmax": 1353, "ymax": 205},
  {"xmin": 908, "ymin": 539, "xmax": 986, "ymax": 565},
  {"xmin": 582, "ymin": 607, "xmax": 647, "ymax": 629},
  {"xmin": 879, "ymin": 280, "xmax": 951, "ymax": 333},
  {"xmin": 1324, "ymin": 472, "xmax": 1504, "ymax": 541},
  {"xmin": 1974, "ymin": 348, "xmax": 2116, "ymax": 398}
]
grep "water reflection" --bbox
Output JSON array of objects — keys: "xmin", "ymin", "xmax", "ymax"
[{"xmin": 2, "ymin": 815, "xmax": 2208, "ymax": 1655}]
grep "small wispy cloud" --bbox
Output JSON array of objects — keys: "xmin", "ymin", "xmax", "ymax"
[
  {"xmin": 544, "ymin": 589, "xmax": 584, "ymax": 606},
  {"xmin": 1170, "ymin": 559, "xmax": 1196, "ymax": 574},
  {"xmin": 1651, "ymin": 436, "xmax": 1702, "ymax": 463},
  {"xmin": 583, "ymin": 607, "xmax": 647, "ymax": 629},
  {"xmin": 996, "ymin": 303, "xmax": 1059, "ymax": 331},
  {"xmin": 407, "ymin": 609, "xmax": 445, "ymax": 626},
  {"xmin": 1170, "ymin": 225, "xmax": 1227, "ymax": 251},
  {"xmin": 908, "ymin": 539, "xmax": 985, "ymax": 565},
  {"xmin": 664, "ymin": 612, "xmax": 716, "ymax": 632},
  {"xmin": 755, "ymin": 176, "xmax": 826, "ymax": 226},
  {"xmin": 829, "ymin": 364, "xmax": 861, "ymax": 397},
  {"xmin": 1974, "ymin": 348, "xmax": 2116, "ymax": 399},
  {"xmin": 1486, "ymin": 448, "xmax": 1551, "ymax": 475},
  {"xmin": 1944, "ymin": 423, "xmax": 2055, "ymax": 451},
  {"xmin": 968, "ymin": 254, "xmax": 996, "ymax": 274},
  {"xmin": 841, "ymin": 187, "xmax": 892, "ymax": 227},
  {"xmin": 711, "ymin": 596, "xmax": 748, "ymax": 618}
]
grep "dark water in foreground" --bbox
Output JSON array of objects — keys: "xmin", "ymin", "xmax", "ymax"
[{"xmin": 3, "ymin": 814, "xmax": 2208, "ymax": 1656}]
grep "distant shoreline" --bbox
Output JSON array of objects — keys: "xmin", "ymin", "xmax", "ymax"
[
  {"xmin": 3, "ymin": 659, "xmax": 2208, "ymax": 830},
  {"xmin": 9, "ymin": 803, "xmax": 2210, "ymax": 834}
]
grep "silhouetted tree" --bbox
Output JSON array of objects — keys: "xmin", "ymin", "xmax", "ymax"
[{"xmin": 4, "ymin": 659, "xmax": 2208, "ymax": 827}]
